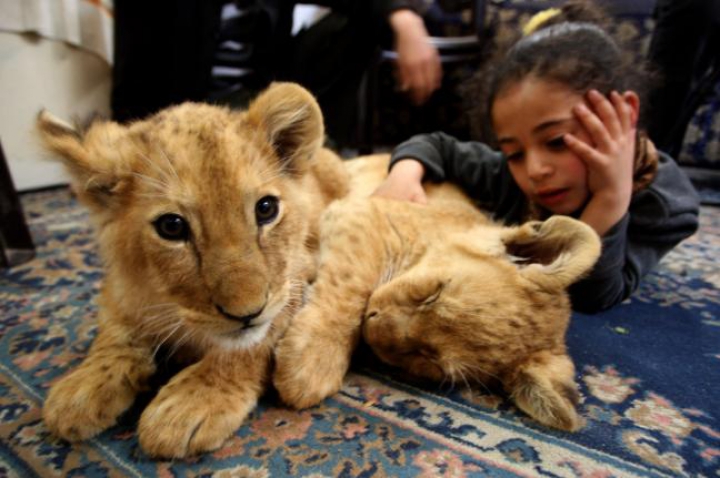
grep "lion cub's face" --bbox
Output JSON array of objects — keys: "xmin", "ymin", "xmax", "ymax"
[
  {"xmin": 363, "ymin": 216, "xmax": 601, "ymax": 431},
  {"xmin": 365, "ymin": 251, "xmax": 565, "ymax": 383},
  {"xmin": 38, "ymin": 84, "xmax": 326, "ymax": 350}
]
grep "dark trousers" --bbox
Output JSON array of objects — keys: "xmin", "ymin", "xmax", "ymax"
[
  {"xmin": 111, "ymin": 0, "xmax": 224, "ymax": 122},
  {"xmin": 282, "ymin": 9, "xmax": 382, "ymax": 147},
  {"xmin": 111, "ymin": 0, "xmax": 382, "ymax": 148}
]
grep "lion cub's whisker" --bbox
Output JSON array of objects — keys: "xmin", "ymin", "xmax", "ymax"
[
  {"xmin": 151, "ymin": 321, "xmax": 184, "ymax": 361},
  {"xmin": 130, "ymin": 171, "xmax": 169, "ymax": 193},
  {"xmin": 129, "ymin": 139, "xmax": 177, "ymax": 187},
  {"xmin": 461, "ymin": 361, "xmax": 503, "ymax": 383},
  {"xmin": 166, "ymin": 328, "xmax": 196, "ymax": 361},
  {"xmin": 156, "ymin": 144, "xmax": 182, "ymax": 184},
  {"xmin": 139, "ymin": 303, "xmax": 178, "ymax": 313}
]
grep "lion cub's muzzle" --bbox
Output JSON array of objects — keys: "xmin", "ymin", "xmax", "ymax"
[
  {"xmin": 216, "ymin": 304, "xmax": 265, "ymax": 329},
  {"xmin": 205, "ymin": 257, "xmax": 271, "ymax": 332}
]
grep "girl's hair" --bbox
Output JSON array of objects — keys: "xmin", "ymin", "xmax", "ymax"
[
  {"xmin": 464, "ymin": 0, "xmax": 658, "ymax": 195},
  {"xmin": 466, "ymin": 0, "xmax": 653, "ymax": 142}
]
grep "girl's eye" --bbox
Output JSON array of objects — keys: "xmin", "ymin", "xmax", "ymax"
[
  {"xmin": 154, "ymin": 214, "xmax": 190, "ymax": 241},
  {"xmin": 255, "ymin": 196, "xmax": 280, "ymax": 225},
  {"xmin": 547, "ymin": 137, "xmax": 566, "ymax": 150},
  {"xmin": 504, "ymin": 151, "xmax": 524, "ymax": 162}
]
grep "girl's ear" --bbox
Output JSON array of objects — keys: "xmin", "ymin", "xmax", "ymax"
[{"xmin": 622, "ymin": 91, "xmax": 640, "ymax": 126}]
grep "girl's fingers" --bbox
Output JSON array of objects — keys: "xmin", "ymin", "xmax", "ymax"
[
  {"xmin": 610, "ymin": 91, "xmax": 632, "ymax": 133},
  {"xmin": 587, "ymin": 90, "xmax": 622, "ymax": 138},
  {"xmin": 574, "ymin": 103, "xmax": 613, "ymax": 151},
  {"xmin": 564, "ymin": 133, "xmax": 604, "ymax": 167}
]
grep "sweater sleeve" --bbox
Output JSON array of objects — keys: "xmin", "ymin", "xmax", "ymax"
[
  {"xmin": 390, "ymin": 132, "xmax": 524, "ymax": 218},
  {"xmin": 569, "ymin": 153, "xmax": 700, "ymax": 313}
]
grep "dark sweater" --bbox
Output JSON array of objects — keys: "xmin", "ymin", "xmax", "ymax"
[{"xmin": 391, "ymin": 132, "xmax": 701, "ymax": 313}]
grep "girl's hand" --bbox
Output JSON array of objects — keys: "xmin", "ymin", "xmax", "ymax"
[
  {"xmin": 372, "ymin": 159, "xmax": 428, "ymax": 204},
  {"xmin": 564, "ymin": 90, "xmax": 637, "ymax": 206},
  {"xmin": 564, "ymin": 90, "xmax": 638, "ymax": 236}
]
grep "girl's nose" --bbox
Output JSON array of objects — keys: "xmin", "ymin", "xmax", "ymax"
[{"xmin": 526, "ymin": 153, "xmax": 553, "ymax": 181}]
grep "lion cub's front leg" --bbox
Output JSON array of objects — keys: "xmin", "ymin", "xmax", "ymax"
[
  {"xmin": 273, "ymin": 298, "xmax": 364, "ymax": 409},
  {"xmin": 43, "ymin": 321, "xmax": 156, "ymax": 441},
  {"xmin": 138, "ymin": 348, "xmax": 269, "ymax": 458},
  {"xmin": 274, "ymin": 201, "xmax": 389, "ymax": 409}
]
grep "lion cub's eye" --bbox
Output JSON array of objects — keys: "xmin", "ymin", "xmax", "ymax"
[
  {"xmin": 153, "ymin": 214, "xmax": 190, "ymax": 241},
  {"xmin": 414, "ymin": 281, "xmax": 446, "ymax": 306},
  {"xmin": 255, "ymin": 196, "xmax": 279, "ymax": 225}
]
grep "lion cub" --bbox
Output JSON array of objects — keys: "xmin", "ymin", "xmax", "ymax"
[
  {"xmin": 37, "ymin": 83, "xmax": 349, "ymax": 458},
  {"xmin": 274, "ymin": 155, "xmax": 601, "ymax": 431}
]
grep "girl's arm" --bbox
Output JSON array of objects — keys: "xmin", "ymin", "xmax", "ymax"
[
  {"xmin": 373, "ymin": 158, "xmax": 429, "ymax": 203},
  {"xmin": 375, "ymin": 132, "xmax": 518, "ymax": 212},
  {"xmin": 570, "ymin": 157, "xmax": 699, "ymax": 313},
  {"xmin": 564, "ymin": 90, "xmax": 637, "ymax": 237},
  {"xmin": 564, "ymin": 91, "xmax": 699, "ymax": 313}
]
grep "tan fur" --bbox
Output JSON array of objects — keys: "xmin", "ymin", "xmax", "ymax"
[
  {"xmin": 38, "ymin": 83, "xmax": 349, "ymax": 458},
  {"xmin": 274, "ymin": 155, "xmax": 601, "ymax": 431}
]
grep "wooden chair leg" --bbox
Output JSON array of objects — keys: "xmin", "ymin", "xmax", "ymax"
[{"xmin": 0, "ymin": 140, "xmax": 35, "ymax": 268}]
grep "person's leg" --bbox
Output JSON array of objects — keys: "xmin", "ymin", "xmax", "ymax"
[
  {"xmin": 287, "ymin": 4, "xmax": 380, "ymax": 149},
  {"xmin": 112, "ymin": 0, "xmax": 223, "ymax": 122},
  {"xmin": 647, "ymin": 0, "xmax": 714, "ymax": 155}
]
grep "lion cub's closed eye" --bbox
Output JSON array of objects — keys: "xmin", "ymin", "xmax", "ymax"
[{"xmin": 37, "ymin": 83, "xmax": 349, "ymax": 458}]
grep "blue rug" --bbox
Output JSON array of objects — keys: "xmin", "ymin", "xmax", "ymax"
[{"xmin": 2, "ymin": 188, "xmax": 719, "ymax": 477}]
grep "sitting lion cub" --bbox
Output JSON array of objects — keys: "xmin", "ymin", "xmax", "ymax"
[
  {"xmin": 37, "ymin": 83, "xmax": 349, "ymax": 458},
  {"xmin": 274, "ymin": 155, "xmax": 601, "ymax": 431}
]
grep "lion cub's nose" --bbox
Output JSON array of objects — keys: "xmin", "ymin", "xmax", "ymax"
[{"xmin": 216, "ymin": 304, "xmax": 264, "ymax": 327}]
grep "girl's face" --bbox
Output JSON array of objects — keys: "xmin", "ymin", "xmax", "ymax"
[{"xmin": 491, "ymin": 78, "xmax": 592, "ymax": 215}]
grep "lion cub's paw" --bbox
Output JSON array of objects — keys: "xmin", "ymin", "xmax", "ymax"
[
  {"xmin": 274, "ymin": 328, "xmax": 349, "ymax": 409},
  {"xmin": 508, "ymin": 352, "xmax": 584, "ymax": 432},
  {"xmin": 137, "ymin": 367, "xmax": 258, "ymax": 458},
  {"xmin": 44, "ymin": 361, "xmax": 151, "ymax": 441}
]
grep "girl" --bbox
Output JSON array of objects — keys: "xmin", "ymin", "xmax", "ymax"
[{"xmin": 373, "ymin": 1, "xmax": 700, "ymax": 313}]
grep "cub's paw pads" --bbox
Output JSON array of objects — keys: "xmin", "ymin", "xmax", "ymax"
[
  {"xmin": 43, "ymin": 366, "xmax": 141, "ymax": 441},
  {"xmin": 138, "ymin": 382, "xmax": 253, "ymax": 458}
]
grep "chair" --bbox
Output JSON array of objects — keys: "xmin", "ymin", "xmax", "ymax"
[
  {"xmin": 357, "ymin": 0, "xmax": 488, "ymax": 154},
  {"xmin": 208, "ymin": 1, "xmax": 277, "ymax": 106}
]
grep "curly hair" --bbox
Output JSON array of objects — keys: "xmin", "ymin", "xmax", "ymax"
[{"xmin": 464, "ymin": 0, "xmax": 654, "ymax": 143}]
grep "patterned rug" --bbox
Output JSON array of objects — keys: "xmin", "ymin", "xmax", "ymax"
[{"xmin": 1, "ymin": 188, "xmax": 719, "ymax": 477}]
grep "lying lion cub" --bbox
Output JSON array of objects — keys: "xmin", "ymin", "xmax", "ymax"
[
  {"xmin": 274, "ymin": 155, "xmax": 601, "ymax": 431},
  {"xmin": 37, "ymin": 83, "xmax": 349, "ymax": 458}
]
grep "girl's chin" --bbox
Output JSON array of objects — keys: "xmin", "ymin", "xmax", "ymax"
[
  {"xmin": 541, "ymin": 199, "xmax": 584, "ymax": 216},
  {"xmin": 536, "ymin": 189, "xmax": 589, "ymax": 216}
]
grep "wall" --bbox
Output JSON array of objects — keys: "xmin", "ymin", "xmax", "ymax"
[{"xmin": 0, "ymin": 32, "xmax": 111, "ymax": 191}]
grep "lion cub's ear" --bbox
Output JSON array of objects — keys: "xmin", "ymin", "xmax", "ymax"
[
  {"xmin": 506, "ymin": 351, "xmax": 584, "ymax": 431},
  {"xmin": 37, "ymin": 111, "xmax": 131, "ymax": 209},
  {"xmin": 502, "ymin": 216, "xmax": 602, "ymax": 291},
  {"xmin": 245, "ymin": 82, "xmax": 324, "ymax": 176}
]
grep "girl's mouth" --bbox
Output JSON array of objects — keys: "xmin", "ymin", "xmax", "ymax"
[{"xmin": 537, "ymin": 188, "xmax": 570, "ymax": 206}]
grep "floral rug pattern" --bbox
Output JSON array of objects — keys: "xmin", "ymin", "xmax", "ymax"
[{"xmin": 1, "ymin": 189, "xmax": 719, "ymax": 477}]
